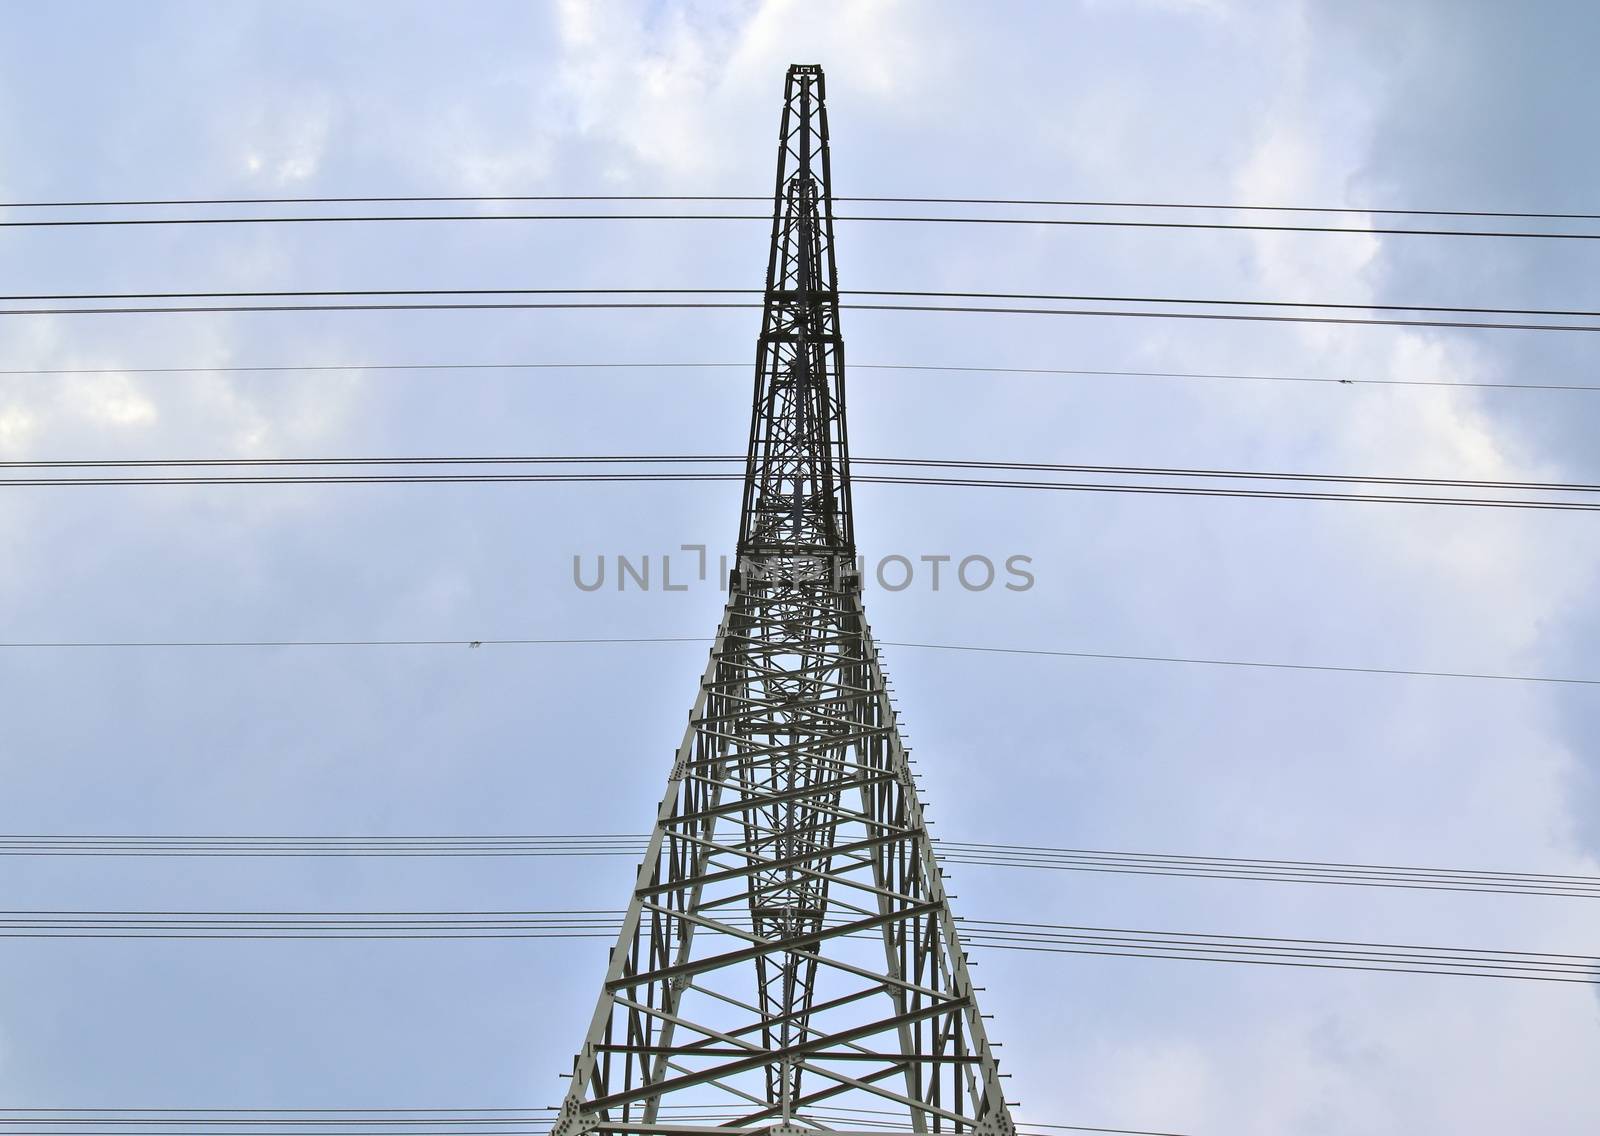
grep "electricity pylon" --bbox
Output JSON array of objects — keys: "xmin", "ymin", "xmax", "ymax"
[{"xmin": 555, "ymin": 64, "xmax": 1015, "ymax": 1136}]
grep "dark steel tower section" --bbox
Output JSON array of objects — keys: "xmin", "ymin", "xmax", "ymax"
[
  {"xmin": 554, "ymin": 64, "xmax": 1015, "ymax": 1136},
  {"xmin": 738, "ymin": 63, "xmax": 852, "ymax": 563}
]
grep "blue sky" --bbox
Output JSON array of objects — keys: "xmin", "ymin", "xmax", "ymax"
[{"xmin": 1, "ymin": 1, "xmax": 1598, "ymax": 1132}]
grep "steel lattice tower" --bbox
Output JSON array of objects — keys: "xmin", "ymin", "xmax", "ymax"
[{"xmin": 555, "ymin": 65, "xmax": 1015, "ymax": 1136}]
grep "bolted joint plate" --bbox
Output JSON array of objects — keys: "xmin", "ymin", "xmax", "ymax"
[
  {"xmin": 765, "ymin": 1127, "xmax": 813, "ymax": 1136},
  {"xmin": 972, "ymin": 1110, "xmax": 1015, "ymax": 1136},
  {"xmin": 550, "ymin": 1102, "xmax": 598, "ymax": 1136}
]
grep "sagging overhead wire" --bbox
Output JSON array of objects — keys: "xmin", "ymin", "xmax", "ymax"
[
  {"xmin": 2, "ymin": 207, "xmax": 1599, "ymax": 241},
  {"xmin": 949, "ymin": 918, "xmax": 1600, "ymax": 983},
  {"xmin": 3, "ymin": 453, "xmax": 1598, "ymax": 512},
  {"xmin": 2, "ymin": 295, "xmax": 1599, "ymax": 333},
  {"xmin": 4, "ymin": 474, "xmax": 1597, "ymax": 512},
  {"xmin": 3, "ymin": 191, "xmax": 1597, "ymax": 220},
  {"xmin": 2, "ymin": 834, "xmax": 1591, "ymax": 900},
  {"xmin": 0, "ymin": 908, "xmax": 1590, "ymax": 984},
  {"xmin": 1, "ymin": 358, "xmax": 1595, "ymax": 394},
  {"xmin": 2, "ymin": 634, "xmax": 1596, "ymax": 688},
  {"xmin": 0, "ymin": 1104, "xmax": 1184, "ymax": 1136},
  {"xmin": 3, "ymin": 286, "xmax": 1598, "ymax": 321},
  {"xmin": 6, "ymin": 453, "xmax": 1596, "ymax": 495}
]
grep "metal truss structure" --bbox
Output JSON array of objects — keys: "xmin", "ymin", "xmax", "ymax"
[{"xmin": 555, "ymin": 65, "xmax": 1016, "ymax": 1136}]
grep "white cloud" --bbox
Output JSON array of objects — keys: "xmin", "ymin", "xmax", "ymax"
[
  {"xmin": 0, "ymin": 403, "xmax": 37, "ymax": 448},
  {"xmin": 237, "ymin": 94, "xmax": 333, "ymax": 185},
  {"xmin": 70, "ymin": 373, "xmax": 159, "ymax": 427},
  {"xmin": 541, "ymin": 0, "xmax": 930, "ymax": 181}
]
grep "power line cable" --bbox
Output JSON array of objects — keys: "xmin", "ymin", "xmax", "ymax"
[
  {"xmin": 0, "ymin": 1132, "xmax": 1120, "ymax": 1136},
  {"xmin": 854, "ymin": 363, "xmax": 1600, "ymax": 393},
  {"xmin": 0, "ymin": 908, "xmax": 1589, "ymax": 983},
  {"xmin": 3, "ymin": 297, "xmax": 1599, "ymax": 333},
  {"xmin": 950, "ymin": 920, "xmax": 1599, "ymax": 983},
  {"xmin": 4, "ymin": 464, "xmax": 1596, "ymax": 512},
  {"xmin": 0, "ymin": 634, "xmax": 1593, "ymax": 687},
  {"xmin": 6, "ymin": 453, "xmax": 1594, "ymax": 496},
  {"xmin": 878, "ymin": 639, "xmax": 1600, "ymax": 687},
  {"xmin": 4, "ymin": 286, "xmax": 1597, "ymax": 321},
  {"xmin": 0, "ymin": 636, "xmax": 707, "ymax": 648},
  {"xmin": 2, "ymin": 209, "xmax": 1598, "ymax": 241},
  {"xmin": 0, "ymin": 1127, "xmax": 1108, "ymax": 1135},
  {"xmin": 1, "ymin": 834, "xmax": 1589, "ymax": 899},
  {"xmin": 862, "ymin": 473, "xmax": 1600, "ymax": 510},
  {"xmin": 0, "ymin": 1131, "xmax": 1086, "ymax": 1136},
  {"xmin": 2, "ymin": 190, "xmax": 1597, "ymax": 221},
  {"xmin": 0, "ymin": 358, "xmax": 1594, "ymax": 393}
]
